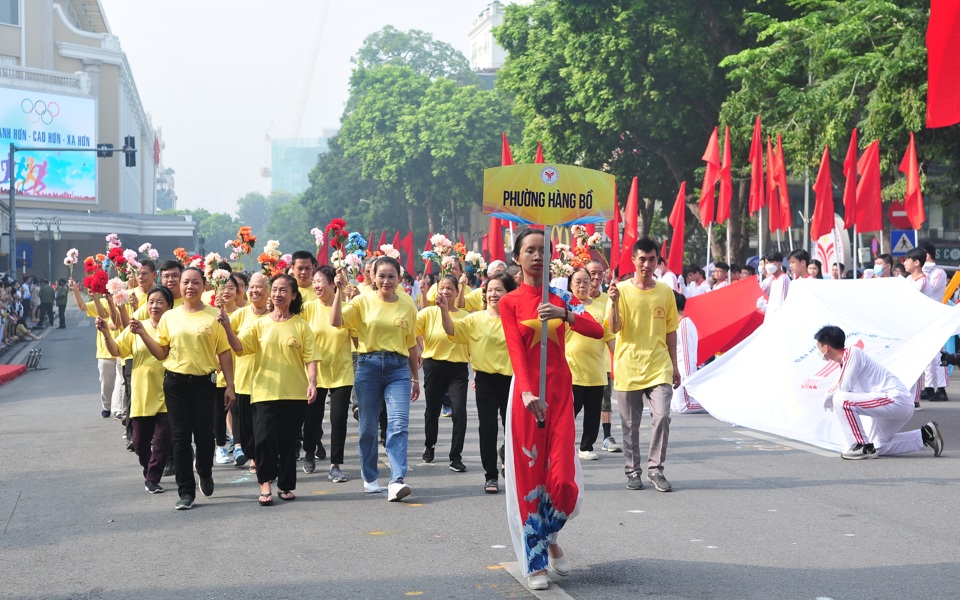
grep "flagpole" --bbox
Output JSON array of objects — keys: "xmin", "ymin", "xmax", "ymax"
[
  {"xmin": 853, "ymin": 225, "xmax": 858, "ymax": 277},
  {"xmin": 537, "ymin": 224, "xmax": 552, "ymax": 428},
  {"xmin": 787, "ymin": 227, "xmax": 794, "ymax": 250},
  {"xmin": 726, "ymin": 223, "xmax": 731, "ymax": 263},
  {"xmin": 706, "ymin": 223, "xmax": 712, "ymax": 267},
  {"xmin": 758, "ymin": 208, "xmax": 764, "ymax": 263},
  {"xmin": 776, "ymin": 230, "xmax": 782, "ymax": 252}
]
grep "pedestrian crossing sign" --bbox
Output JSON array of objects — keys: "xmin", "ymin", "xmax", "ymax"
[{"xmin": 891, "ymin": 230, "xmax": 917, "ymax": 256}]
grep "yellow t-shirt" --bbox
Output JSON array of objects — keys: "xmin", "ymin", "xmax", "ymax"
[
  {"xmin": 132, "ymin": 295, "xmax": 183, "ymax": 321},
  {"xmin": 156, "ymin": 305, "xmax": 231, "ymax": 376},
  {"xmin": 416, "ymin": 306, "xmax": 469, "ymax": 363},
  {"xmin": 298, "ymin": 285, "xmax": 315, "ymax": 305},
  {"xmin": 85, "ymin": 300, "xmax": 113, "ymax": 360},
  {"xmin": 239, "ymin": 316, "xmax": 317, "ymax": 402},
  {"xmin": 115, "ymin": 322, "xmax": 166, "ymax": 417},
  {"xmin": 464, "ymin": 287, "xmax": 485, "ymax": 312},
  {"xmin": 565, "ymin": 298, "xmax": 616, "ymax": 386},
  {"xmin": 426, "ymin": 282, "xmax": 438, "ymax": 304},
  {"xmin": 229, "ymin": 305, "xmax": 269, "ymax": 395},
  {"xmin": 215, "ymin": 306, "xmax": 241, "ymax": 388},
  {"xmin": 606, "ymin": 281, "xmax": 678, "ymax": 391},
  {"xmin": 450, "ymin": 310, "xmax": 513, "ymax": 376},
  {"xmin": 301, "ymin": 300, "xmax": 355, "ymax": 388},
  {"xmin": 353, "ymin": 290, "xmax": 416, "ymax": 354},
  {"xmin": 341, "ymin": 292, "xmax": 417, "ymax": 356},
  {"xmin": 357, "ymin": 283, "xmax": 373, "ymax": 295}
]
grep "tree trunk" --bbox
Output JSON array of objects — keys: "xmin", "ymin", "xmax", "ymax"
[
  {"xmin": 638, "ymin": 197, "xmax": 656, "ymax": 239},
  {"xmin": 731, "ymin": 178, "xmax": 750, "ymax": 264},
  {"xmin": 407, "ymin": 206, "xmax": 415, "ymax": 234},
  {"xmin": 449, "ymin": 195, "xmax": 458, "ymax": 239},
  {"xmin": 425, "ymin": 194, "xmax": 436, "ymax": 234}
]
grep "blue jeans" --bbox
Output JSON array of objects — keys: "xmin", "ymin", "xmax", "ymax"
[{"xmin": 355, "ymin": 351, "xmax": 412, "ymax": 484}]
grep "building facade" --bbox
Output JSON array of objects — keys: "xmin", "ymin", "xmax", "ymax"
[{"xmin": 0, "ymin": 0, "xmax": 194, "ymax": 279}]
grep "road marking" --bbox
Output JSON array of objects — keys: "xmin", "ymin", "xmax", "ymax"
[
  {"xmin": 501, "ymin": 561, "xmax": 577, "ymax": 600},
  {"xmin": 735, "ymin": 429, "xmax": 837, "ymax": 457},
  {"xmin": 626, "ymin": 510, "xmax": 645, "ymax": 514},
  {"xmin": 404, "ymin": 592, "xmax": 423, "ymax": 596}
]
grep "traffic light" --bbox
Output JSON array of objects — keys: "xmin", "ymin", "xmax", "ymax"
[
  {"xmin": 96, "ymin": 143, "xmax": 114, "ymax": 158},
  {"xmin": 124, "ymin": 135, "xmax": 136, "ymax": 167}
]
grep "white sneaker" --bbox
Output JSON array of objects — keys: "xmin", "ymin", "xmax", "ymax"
[
  {"xmin": 527, "ymin": 573, "xmax": 549, "ymax": 590},
  {"xmin": 387, "ymin": 480, "xmax": 411, "ymax": 502},
  {"xmin": 363, "ymin": 480, "xmax": 382, "ymax": 494},
  {"xmin": 577, "ymin": 450, "xmax": 599, "ymax": 461},
  {"xmin": 215, "ymin": 446, "xmax": 233, "ymax": 465}
]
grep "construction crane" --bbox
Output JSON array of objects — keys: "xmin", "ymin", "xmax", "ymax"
[{"xmin": 261, "ymin": 1, "xmax": 330, "ymax": 178}]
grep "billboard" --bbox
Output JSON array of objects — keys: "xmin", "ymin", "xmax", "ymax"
[{"xmin": 0, "ymin": 87, "xmax": 97, "ymax": 203}]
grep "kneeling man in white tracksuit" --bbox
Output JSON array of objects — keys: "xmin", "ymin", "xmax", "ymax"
[{"xmin": 814, "ymin": 325, "xmax": 944, "ymax": 460}]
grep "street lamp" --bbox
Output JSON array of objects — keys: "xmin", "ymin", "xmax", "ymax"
[{"xmin": 33, "ymin": 216, "xmax": 61, "ymax": 279}]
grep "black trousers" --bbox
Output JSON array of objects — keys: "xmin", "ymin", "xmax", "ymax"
[
  {"xmin": 253, "ymin": 400, "xmax": 307, "ymax": 490},
  {"xmin": 57, "ymin": 303, "xmax": 66, "ymax": 328},
  {"xmin": 132, "ymin": 413, "xmax": 171, "ymax": 483},
  {"xmin": 302, "ymin": 391, "xmax": 326, "ymax": 457},
  {"xmin": 37, "ymin": 302, "xmax": 54, "ymax": 327},
  {"xmin": 318, "ymin": 386, "xmax": 352, "ymax": 464},
  {"xmin": 422, "ymin": 358, "xmax": 469, "ymax": 461},
  {"xmin": 213, "ymin": 387, "xmax": 228, "ymax": 446},
  {"xmin": 573, "ymin": 384, "xmax": 604, "ymax": 451},
  {"xmin": 229, "ymin": 393, "xmax": 255, "ymax": 458},
  {"xmin": 163, "ymin": 371, "xmax": 215, "ymax": 498},
  {"xmin": 474, "ymin": 371, "xmax": 511, "ymax": 481}
]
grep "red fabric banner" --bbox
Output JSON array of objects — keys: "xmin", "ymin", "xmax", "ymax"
[
  {"xmin": 667, "ymin": 182, "xmax": 687, "ymax": 276},
  {"xmin": 898, "ymin": 131, "xmax": 926, "ymax": 230},
  {"xmin": 717, "ymin": 126, "xmax": 732, "ymax": 223},
  {"xmin": 766, "ymin": 137, "xmax": 780, "ymax": 232},
  {"xmin": 698, "ymin": 126, "xmax": 719, "ymax": 226},
  {"xmin": 618, "ymin": 177, "xmax": 639, "ymax": 276},
  {"xmin": 926, "ymin": 0, "xmax": 960, "ymax": 128},
  {"xmin": 604, "ymin": 185, "xmax": 621, "ymax": 276},
  {"xmin": 400, "ymin": 231, "xmax": 414, "ymax": 274},
  {"xmin": 534, "ymin": 141, "xmax": 544, "ymax": 163},
  {"xmin": 855, "ymin": 140, "xmax": 883, "ymax": 233},
  {"xmin": 774, "ymin": 133, "xmax": 791, "ymax": 231},
  {"xmin": 842, "ymin": 128, "xmax": 858, "ymax": 230},
  {"xmin": 811, "ymin": 146, "xmax": 834, "ymax": 241},
  {"xmin": 748, "ymin": 115, "xmax": 765, "ymax": 215}
]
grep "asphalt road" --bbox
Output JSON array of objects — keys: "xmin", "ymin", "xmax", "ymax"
[{"xmin": 2, "ymin": 307, "xmax": 960, "ymax": 600}]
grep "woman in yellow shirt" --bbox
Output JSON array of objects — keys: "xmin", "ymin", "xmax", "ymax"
[
  {"xmin": 97, "ymin": 286, "xmax": 174, "ymax": 494},
  {"xmin": 134, "ymin": 267, "xmax": 234, "ymax": 511},
  {"xmin": 214, "ymin": 274, "xmax": 243, "ymax": 465},
  {"xmin": 300, "ymin": 265, "xmax": 355, "ymax": 482},
  {"xmin": 566, "ymin": 268, "xmax": 616, "ymax": 461},
  {"xmin": 223, "ymin": 273, "xmax": 317, "ymax": 505},
  {"xmin": 331, "ymin": 256, "xmax": 420, "ymax": 502},
  {"xmin": 228, "ymin": 272, "xmax": 269, "ymax": 470},
  {"xmin": 438, "ymin": 272, "xmax": 517, "ymax": 493},
  {"xmin": 416, "ymin": 274, "xmax": 470, "ymax": 473}
]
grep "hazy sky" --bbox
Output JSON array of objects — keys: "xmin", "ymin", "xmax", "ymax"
[{"xmin": 98, "ymin": 0, "xmax": 497, "ymax": 215}]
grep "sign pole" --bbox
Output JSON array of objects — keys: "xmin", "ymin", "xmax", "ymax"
[
  {"xmin": 8, "ymin": 143, "xmax": 15, "ymax": 277},
  {"xmin": 537, "ymin": 223, "xmax": 552, "ymax": 428},
  {"xmin": 706, "ymin": 223, "xmax": 712, "ymax": 268}
]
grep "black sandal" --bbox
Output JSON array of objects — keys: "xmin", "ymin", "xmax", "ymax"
[
  {"xmin": 258, "ymin": 492, "xmax": 273, "ymax": 506},
  {"xmin": 278, "ymin": 490, "xmax": 296, "ymax": 501},
  {"xmin": 484, "ymin": 479, "xmax": 499, "ymax": 494}
]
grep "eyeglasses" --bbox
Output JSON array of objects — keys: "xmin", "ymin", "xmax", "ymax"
[{"xmin": 522, "ymin": 249, "xmax": 545, "ymax": 258}]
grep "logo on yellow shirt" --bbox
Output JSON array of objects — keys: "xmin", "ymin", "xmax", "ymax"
[
  {"xmin": 652, "ymin": 307, "xmax": 666, "ymax": 320},
  {"xmin": 286, "ymin": 337, "xmax": 302, "ymax": 349},
  {"xmin": 393, "ymin": 316, "xmax": 408, "ymax": 329},
  {"xmin": 197, "ymin": 324, "xmax": 213, "ymax": 336}
]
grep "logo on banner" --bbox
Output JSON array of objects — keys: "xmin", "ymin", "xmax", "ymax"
[
  {"xmin": 540, "ymin": 166, "xmax": 559, "ymax": 185},
  {"xmin": 21, "ymin": 98, "xmax": 60, "ymax": 125}
]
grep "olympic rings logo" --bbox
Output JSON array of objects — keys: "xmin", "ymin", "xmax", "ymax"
[{"xmin": 21, "ymin": 98, "xmax": 60, "ymax": 125}]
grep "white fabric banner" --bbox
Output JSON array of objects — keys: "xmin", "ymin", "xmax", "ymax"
[{"xmin": 685, "ymin": 277, "xmax": 960, "ymax": 452}]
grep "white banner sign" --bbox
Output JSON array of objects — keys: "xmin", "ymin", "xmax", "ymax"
[{"xmin": 685, "ymin": 277, "xmax": 960, "ymax": 452}]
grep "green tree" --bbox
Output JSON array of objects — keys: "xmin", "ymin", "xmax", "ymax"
[
  {"xmin": 235, "ymin": 192, "xmax": 271, "ymax": 241},
  {"xmin": 496, "ymin": 0, "xmax": 771, "ymax": 262},
  {"xmin": 160, "ymin": 208, "xmax": 238, "ymax": 256},
  {"xmin": 353, "ymin": 25, "xmax": 478, "ymax": 86},
  {"xmin": 721, "ymin": 0, "xmax": 960, "ymax": 209}
]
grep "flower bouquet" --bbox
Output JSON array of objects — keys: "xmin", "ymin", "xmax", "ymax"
[
  {"xmin": 423, "ymin": 234, "xmax": 458, "ymax": 276},
  {"xmin": 378, "ymin": 244, "xmax": 400, "ymax": 260},
  {"xmin": 138, "ymin": 242, "xmax": 160, "ymax": 263},
  {"xmin": 310, "ymin": 227, "xmax": 324, "ymax": 258},
  {"xmin": 463, "ymin": 251, "xmax": 487, "ymax": 276},
  {"xmin": 332, "ymin": 232, "xmax": 367, "ymax": 283},
  {"xmin": 63, "ymin": 248, "xmax": 79, "ymax": 279},
  {"xmin": 106, "ymin": 277, "xmax": 130, "ymax": 306},
  {"xmin": 258, "ymin": 240, "xmax": 282, "ymax": 277},
  {"xmin": 209, "ymin": 267, "xmax": 231, "ymax": 306},
  {"xmin": 226, "ymin": 226, "xmax": 257, "ymax": 270},
  {"xmin": 571, "ymin": 225, "xmax": 607, "ymax": 268}
]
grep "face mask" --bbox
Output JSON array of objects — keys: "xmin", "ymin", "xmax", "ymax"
[
  {"xmin": 819, "ymin": 346, "xmax": 829, "ymax": 361},
  {"xmin": 873, "ymin": 266, "xmax": 884, "ymax": 276},
  {"xmin": 654, "ymin": 268, "xmax": 662, "ymax": 278},
  {"xmin": 765, "ymin": 263, "xmax": 778, "ymax": 275}
]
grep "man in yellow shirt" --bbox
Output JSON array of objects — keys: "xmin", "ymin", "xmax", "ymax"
[
  {"xmin": 291, "ymin": 250, "xmax": 317, "ymax": 304},
  {"xmin": 607, "ymin": 239, "xmax": 680, "ymax": 493},
  {"xmin": 70, "ymin": 278, "xmax": 118, "ymax": 418}
]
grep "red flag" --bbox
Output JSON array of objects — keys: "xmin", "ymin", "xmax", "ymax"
[
  {"xmin": 501, "ymin": 132, "xmax": 514, "ymax": 166},
  {"xmin": 899, "ymin": 132, "xmax": 925, "ymax": 230},
  {"xmin": 422, "ymin": 234, "xmax": 434, "ymax": 275},
  {"xmin": 766, "ymin": 137, "xmax": 780, "ymax": 232},
  {"xmin": 153, "ymin": 135, "xmax": 161, "ymax": 165},
  {"xmin": 488, "ymin": 218, "xmax": 504, "ymax": 262},
  {"xmin": 856, "ymin": 140, "xmax": 882, "ymax": 232},
  {"xmin": 481, "ymin": 234, "xmax": 488, "ymax": 257},
  {"xmin": 717, "ymin": 126, "xmax": 732, "ymax": 223},
  {"xmin": 618, "ymin": 177, "xmax": 639, "ymax": 276},
  {"xmin": 748, "ymin": 115, "xmax": 765, "ymax": 215},
  {"xmin": 774, "ymin": 133, "xmax": 791, "ymax": 231},
  {"xmin": 368, "ymin": 230, "xmax": 376, "ymax": 251},
  {"xmin": 377, "ymin": 230, "xmax": 387, "ymax": 249},
  {"xmin": 605, "ymin": 184, "xmax": 621, "ymax": 276},
  {"xmin": 534, "ymin": 141, "xmax": 544, "ymax": 163},
  {"xmin": 459, "ymin": 233, "xmax": 466, "ymax": 248},
  {"xmin": 585, "ymin": 223, "xmax": 596, "ymax": 235},
  {"xmin": 811, "ymin": 146, "xmax": 834, "ymax": 241},
  {"xmin": 698, "ymin": 126, "xmax": 720, "ymax": 225},
  {"xmin": 660, "ymin": 238, "xmax": 668, "ymax": 259},
  {"xmin": 926, "ymin": 0, "xmax": 960, "ymax": 128},
  {"xmin": 391, "ymin": 230, "xmax": 401, "ymax": 251},
  {"xmin": 842, "ymin": 128, "xmax": 858, "ymax": 229},
  {"xmin": 400, "ymin": 232, "xmax": 414, "ymax": 274},
  {"xmin": 667, "ymin": 182, "xmax": 687, "ymax": 276}
]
